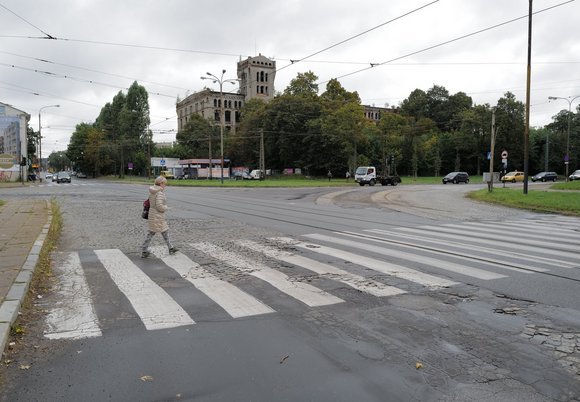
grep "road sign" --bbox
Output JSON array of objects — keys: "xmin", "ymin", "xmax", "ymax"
[
  {"xmin": 501, "ymin": 150, "xmax": 508, "ymax": 159},
  {"xmin": 160, "ymin": 159, "xmax": 166, "ymax": 166}
]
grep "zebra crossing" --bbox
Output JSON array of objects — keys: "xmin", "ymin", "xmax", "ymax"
[
  {"xmin": 44, "ymin": 216, "xmax": 580, "ymax": 340},
  {"xmin": 37, "ymin": 182, "xmax": 100, "ymax": 187}
]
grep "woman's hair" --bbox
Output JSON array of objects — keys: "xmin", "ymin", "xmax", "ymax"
[{"xmin": 154, "ymin": 176, "xmax": 167, "ymax": 185}]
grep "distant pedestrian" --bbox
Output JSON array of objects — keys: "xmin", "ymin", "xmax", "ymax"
[
  {"xmin": 345, "ymin": 171, "xmax": 350, "ymax": 181},
  {"xmin": 141, "ymin": 176, "xmax": 178, "ymax": 258},
  {"xmin": 327, "ymin": 170, "xmax": 332, "ymax": 181}
]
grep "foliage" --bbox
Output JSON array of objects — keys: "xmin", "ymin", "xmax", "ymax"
[{"xmin": 51, "ymin": 71, "xmax": 580, "ymax": 180}]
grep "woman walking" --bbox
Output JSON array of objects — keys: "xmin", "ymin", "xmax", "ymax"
[{"xmin": 141, "ymin": 176, "xmax": 178, "ymax": 258}]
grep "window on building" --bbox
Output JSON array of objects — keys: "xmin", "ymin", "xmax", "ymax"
[
  {"xmin": 214, "ymin": 99, "xmax": 217, "ymax": 107},
  {"xmin": 214, "ymin": 111, "xmax": 220, "ymax": 121},
  {"xmin": 225, "ymin": 110, "xmax": 231, "ymax": 123},
  {"xmin": 235, "ymin": 111, "xmax": 241, "ymax": 123}
]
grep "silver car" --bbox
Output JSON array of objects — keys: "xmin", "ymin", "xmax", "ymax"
[{"xmin": 569, "ymin": 170, "xmax": 580, "ymax": 181}]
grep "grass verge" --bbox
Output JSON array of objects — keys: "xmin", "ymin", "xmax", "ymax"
[
  {"xmin": 5, "ymin": 198, "xmax": 62, "ymax": 352},
  {"xmin": 467, "ymin": 187, "xmax": 580, "ymax": 216}
]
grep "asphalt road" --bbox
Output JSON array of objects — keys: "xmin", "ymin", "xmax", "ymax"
[{"xmin": 1, "ymin": 179, "xmax": 579, "ymax": 401}]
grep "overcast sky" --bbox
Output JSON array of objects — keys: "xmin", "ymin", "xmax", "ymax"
[{"xmin": 1, "ymin": 0, "xmax": 579, "ymax": 155}]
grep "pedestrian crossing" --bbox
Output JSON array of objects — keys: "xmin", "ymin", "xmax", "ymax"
[
  {"xmin": 44, "ymin": 216, "xmax": 580, "ymax": 340},
  {"xmin": 36, "ymin": 182, "xmax": 100, "ymax": 187}
]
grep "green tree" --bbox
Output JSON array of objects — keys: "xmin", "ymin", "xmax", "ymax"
[
  {"xmin": 283, "ymin": 71, "xmax": 319, "ymax": 98},
  {"xmin": 176, "ymin": 114, "xmax": 219, "ymax": 158}
]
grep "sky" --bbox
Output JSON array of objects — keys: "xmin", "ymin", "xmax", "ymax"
[{"xmin": 1, "ymin": 0, "xmax": 579, "ymax": 155}]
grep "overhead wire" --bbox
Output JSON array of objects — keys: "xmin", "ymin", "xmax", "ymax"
[{"xmin": 319, "ymin": 0, "xmax": 575, "ymax": 85}]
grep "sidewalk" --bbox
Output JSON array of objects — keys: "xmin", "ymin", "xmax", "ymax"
[{"xmin": 0, "ymin": 198, "xmax": 50, "ymax": 355}]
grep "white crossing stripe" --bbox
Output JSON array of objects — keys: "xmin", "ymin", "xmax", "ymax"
[
  {"xmin": 237, "ymin": 240, "xmax": 405, "ymax": 297},
  {"xmin": 396, "ymin": 227, "xmax": 580, "ymax": 261},
  {"xmin": 153, "ymin": 246, "xmax": 275, "ymax": 318},
  {"xmin": 303, "ymin": 233, "xmax": 508, "ymax": 280},
  {"xmin": 44, "ymin": 252, "xmax": 102, "ymax": 339},
  {"xmin": 445, "ymin": 222, "xmax": 580, "ymax": 246},
  {"xmin": 464, "ymin": 221, "xmax": 580, "ymax": 241},
  {"xmin": 274, "ymin": 237, "xmax": 458, "ymax": 288},
  {"xmin": 364, "ymin": 229, "xmax": 563, "ymax": 270},
  {"xmin": 191, "ymin": 242, "xmax": 344, "ymax": 307},
  {"xmin": 94, "ymin": 249, "xmax": 195, "ymax": 330}
]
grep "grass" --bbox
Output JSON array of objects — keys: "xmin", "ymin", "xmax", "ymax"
[
  {"xmin": 550, "ymin": 180, "xmax": 580, "ymax": 191},
  {"xmin": 467, "ymin": 187, "xmax": 580, "ymax": 216}
]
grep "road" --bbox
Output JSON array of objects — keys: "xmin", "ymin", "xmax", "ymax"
[{"xmin": 1, "ymin": 179, "xmax": 579, "ymax": 401}]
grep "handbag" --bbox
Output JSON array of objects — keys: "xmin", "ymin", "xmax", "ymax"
[{"xmin": 141, "ymin": 198, "xmax": 150, "ymax": 219}]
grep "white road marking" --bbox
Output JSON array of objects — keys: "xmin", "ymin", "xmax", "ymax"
[
  {"xmin": 44, "ymin": 252, "xmax": 102, "ymax": 340},
  {"xmin": 237, "ymin": 240, "xmax": 406, "ymax": 297},
  {"xmin": 303, "ymin": 234, "xmax": 507, "ymax": 280},
  {"xmin": 365, "ymin": 229, "xmax": 575, "ymax": 269},
  {"xmin": 94, "ymin": 249, "xmax": 195, "ymax": 330},
  {"xmin": 191, "ymin": 242, "xmax": 344, "ymax": 307},
  {"xmin": 154, "ymin": 246, "xmax": 275, "ymax": 318},
  {"xmin": 274, "ymin": 237, "xmax": 459, "ymax": 288},
  {"xmin": 396, "ymin": 227, "xmax": 580, "ymax": 261}
]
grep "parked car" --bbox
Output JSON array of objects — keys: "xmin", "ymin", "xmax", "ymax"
[
  {"xmin": 76, "ymin": 172, "xmax": 87, "ymax": 178},
  {"xmin": 531, "ymin": 171, "xmax": 557, "ymax": 182},
  {"xmin": 45, "ymin": 172, "xmax": 53, "ymax": 180},
  {"xmin": 232, "ymin": 171, "xmax": 253, "ymax": 180},
  {"xmin": 501, "ymin": 171, "xmax": 524, "ymax": 183},
  {"xmin": 56, "ymin": 171, "xmax": 71, "ymax": 183},
  {"xmin": 442, "ymin": 172, "xmax": 469, "ymax": 184},
  {"xmin": 52, "ymin": 173, "xmax": 58, "ymax": 182},
  {"xmin": 569, "ymin": 170, "xmax": 580, "ymax": 181},
  {"xmin": 160, "ymin": 170, "xmax": 175, "ymax": 179}
]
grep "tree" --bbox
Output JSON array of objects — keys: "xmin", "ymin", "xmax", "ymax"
[
  {"xmin": 495, "ymin": 92, "xmax": 525, "ymax": 171},
  {"xmin": 176, "ymin": 114, "xmax": 219, "ymax": 158},
  {"xmin": 283, "ymin": 71, "xmax": 319, "ymax": 98}
]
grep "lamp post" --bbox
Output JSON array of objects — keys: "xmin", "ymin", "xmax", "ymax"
[
  {"xmin": 201, "ymin": 70, "xmax": 237, "ymax": 184},
  {"xmin": 38, "ymin": 104, "xmax": 60, "ymax": 173},
  {"xmin": 548, "ymin": 95, "xmax": 580, "ymax": 181}
]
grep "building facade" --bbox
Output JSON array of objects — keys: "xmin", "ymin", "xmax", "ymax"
[
  {"xmin": 176, "ymin": 54, "xmax": 276, "ymax": 133},
  {"xmin": 176, "ymin": 54, "xmax": 397, "ymax": 135},
  {"xmin": 0, "ymin": 102, "xmax": 30, "ymax": 182}
]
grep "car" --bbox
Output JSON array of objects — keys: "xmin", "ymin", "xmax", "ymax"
[
  {"xmin": 442, "ymin": 172, "xmax": 469, "ymax": 184},
  {"xmin": 76, "ymin": 172, "xmax": 87, "ymax": 178},
  {"xmin": 56, "ymin": 171, "xmax": 71, "ymax": 183},
  {"xmin": 52, "ymin": 173, "xmax": 58, "ymax": 182},
  {"xmin": 501, "ymin": 171, "xmax": 525, "ymax": 183},
  {"xmin": 232, "ymin": 171, "xmax": 253, "ymax": 180},
  {"xmin": 45, "ymin": 173, "xmax": 53, "ymax": 180},
  {"xmin": 160, "ymin": 170, "xmax": 175, "ymax": 179},
  {"xmin": 531, "ymin": 171, "xmax": 557, "ymax": 182},
  {"xmin": 569, "ymin": 170, "xmax": 580, "ymax": 181}
]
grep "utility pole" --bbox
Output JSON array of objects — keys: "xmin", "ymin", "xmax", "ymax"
[
  {"xmin": 259, "ymin": 128, "xmax": 265, "ymax": 179},
  {"xmin": 523, "ymin": 0, "xmax": 533, "ymax": 195},
  {"xmin": 488, "ymin": 109, "xmax": 496, "ymax": 192}
]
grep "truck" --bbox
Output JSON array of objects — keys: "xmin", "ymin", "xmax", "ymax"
[{"xmin": 354, "ymin": 166, "xmax": 401, "ymax": 186}]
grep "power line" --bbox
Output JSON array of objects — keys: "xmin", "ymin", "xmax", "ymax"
[
  {"xmin": 0, "ymin": 1, "xmax": 56, "ymax": 39},
  {"xmin": 320, "ymin": 0, "xmax": 575, "ymax": 85},
  {"xmin": 0, "ymin": 50, "xmax": 191, "ymax": 91},
  {"xmin": 276, "ymin": 0, "xmax": 440, "ymax": 73}
]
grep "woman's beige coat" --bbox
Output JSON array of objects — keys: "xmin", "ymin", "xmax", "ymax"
[{"xmin": 147, "ymin": 185, "xmax": 169, "ymax": 233}]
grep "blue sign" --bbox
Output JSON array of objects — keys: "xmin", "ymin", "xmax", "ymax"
[
  {"xmin": 160, "ymin": 159, "xmax": 166, "ymax": 166},
  {"xmin": 564, "ymin": 155, "xmax": 570, "ymax": 162}
]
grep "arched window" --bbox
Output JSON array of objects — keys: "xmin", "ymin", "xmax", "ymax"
[{"xmin": 214, "ymin": 99, "xmax": 217, "ymax": 107}]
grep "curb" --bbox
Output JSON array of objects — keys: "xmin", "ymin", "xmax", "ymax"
[{"xmin": 0, "ymin": 200, "xmax": 52, "ymax": 354}]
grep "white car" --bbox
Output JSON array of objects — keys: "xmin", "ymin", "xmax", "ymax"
[
  {"xmin": 569, "ymin": 170, "xmax": 580, "ymax": 181},
  {"xmin": 45, "ymin": 173, "xmax": 53, "ymax": 180}
]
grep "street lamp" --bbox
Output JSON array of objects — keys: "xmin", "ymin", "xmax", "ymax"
[
  {"xmin": 201, "ymin": 70, "xmax": 237, "ymax": 184},
  {"xmin": 548, "ymin": 95, "xmax": 580, "ymax": 181},
  {"xmin": 38, "ymin": 104, "xmax": 60, "ymax": 173}
]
